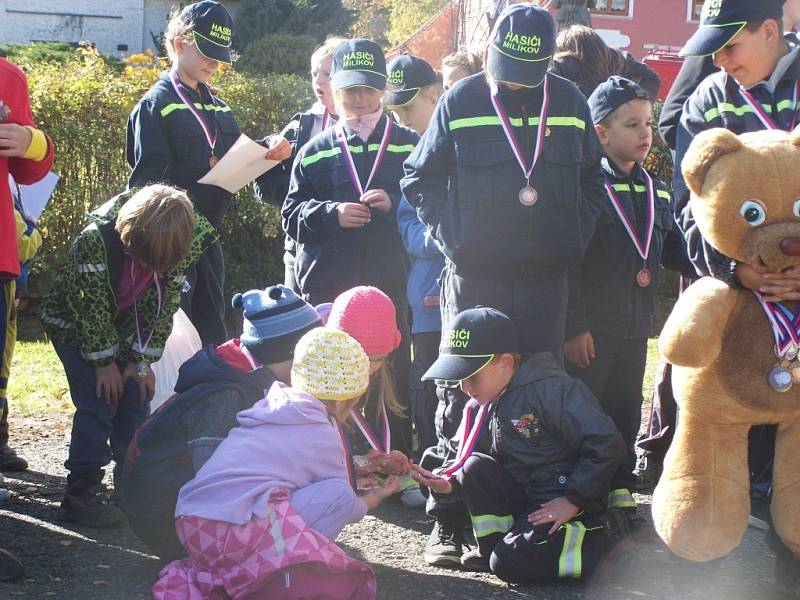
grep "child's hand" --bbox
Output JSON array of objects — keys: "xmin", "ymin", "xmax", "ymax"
[
  {"xmin": 266, "ymin": 136, "xmax": 291, "ymax": 161},
  {"xmin": 360, "ymin": 475, "xmax": 402, "ymax": 509},
  {"xmin": 410, "ymin": 464, "xmax": 453, "ymax": 495},
  {"xmin": 360, "ymin": 189, "xmax": 392, "ymax": 213},
  {"xmin": 122, "ymin": 362, "xmax": 156, "ymax": 405},
  {"xmin": 95, "ymin": 363, "xmax": 123, "ymax": 405},
  {"xmin": 0, "ymin": 124, "xmax": 32, "ymax": 157},
  {"xmin": 741, "ymin": 263, "xmax": 800, "ymax": 301},
  {"xmin": 527, "ymin": 497, "xmax": 579, "ymax": 535},
  {"xmin": 379, "ymin": 450, "xmax": 413, "ymax": 476},
  {"xmin": 564, "ymin": 332, "xmax": 595, "ymax": 369},
  {"xmin": 337, "ymin": 202, "xmax": 371, "ymax": 228}
]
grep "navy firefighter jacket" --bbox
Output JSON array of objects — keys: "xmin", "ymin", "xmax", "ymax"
[
  {"xmin": 674, "ymin": 43, "xmax": 800, "ymax": 286},
  {"xmin": 401, "ymin": 71, "xmax": 605, "ymax": 275},
  {"xmin": 282, "ymin": 114, "xmax": 419, "ymax": 302},
  {"xmin": 126, "ymin": 72, "xmax": 241, "ymax": 230},
  {"xmin": 566, "ymin": 158, "xmax": 694, "ymax": 340}
]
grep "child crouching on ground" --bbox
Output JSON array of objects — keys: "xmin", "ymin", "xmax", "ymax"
[
  {"xmin": 153, "ymin": 328, "xmax": 400, "ymax": 599},
  {"xmin": 412, "ymin": 307, "xmax": 627, "ymax": 581},
  {"xmin": 41, "ymin": 184, "xmax": 216, "ymax": 529}
]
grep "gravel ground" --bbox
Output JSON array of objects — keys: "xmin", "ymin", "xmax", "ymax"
[{"xmin": 0, "ymin": 412, "xmax": 785, "ymax": 600}]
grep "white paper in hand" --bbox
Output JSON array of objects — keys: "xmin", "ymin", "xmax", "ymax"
[
  {"xmin": 197, "ymin": 134, "xmax": 279, "ymax": 194},
  {"xmin": 9, "ymin": 172, "xmax": 60, "ymax": 223}
]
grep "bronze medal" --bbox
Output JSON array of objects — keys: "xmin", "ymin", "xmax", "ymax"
[
  {"xmin": 636, "ymin": 268, "xmax": 652, "ymax": 288},
  {"xmin": 519, "ymin": 186, "xmax": 538, "ymax": 207},
  {"xmin": 209, "ymin": 154, "xmax": 219, "ymax": 168},
  {"xmin": 790, "ymin": 363, "xmax": 800, "ymax": 385}
]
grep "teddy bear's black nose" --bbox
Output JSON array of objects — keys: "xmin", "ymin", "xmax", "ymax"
[{"xmin": 780, "ymin": 237, "xmax": 800, "ymax": 256}]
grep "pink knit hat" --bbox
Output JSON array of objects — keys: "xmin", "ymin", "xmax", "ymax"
[{"xmin": 327, "ymin": 286, "xmax": 402, "ymax": 357}]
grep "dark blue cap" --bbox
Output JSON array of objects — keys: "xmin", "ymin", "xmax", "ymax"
[
  {"xmin": 588, "ymin": 76, "xmax": 650, "ymax": 124},
  {"xmin": 422, "ymin": 307, "xmax": 520, "ymax": 382},
  {"xmin": 680, "ymin": 0, "xmax": 785, "ymax": 56},
  {"xmin": 384, "ymin": 53, "xmax": 438, "ymax": 107},
  {"xmin": 331, "ymin": 38, "xmax": 387, "ymax": 91},
  {"xmin": 181, "ymin": 1, "xmax": 233, "ymax": 64},
  {"xmin": 486, "ymin": 4, "xmax": 556, "ymax": 89}
]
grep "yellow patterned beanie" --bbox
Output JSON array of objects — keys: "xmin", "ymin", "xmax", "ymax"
[{"xmin": 291, "ymin": 328, "xmax": 370, "ymax": 401}]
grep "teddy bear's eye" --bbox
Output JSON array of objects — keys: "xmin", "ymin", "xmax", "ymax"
[
  {"xmin": 740, "ymin": 200, "xmax": 766, "ymax": 226},
  {"xmin": 793, "ymin": 199, "xmax": 800, "ymax": 218}
]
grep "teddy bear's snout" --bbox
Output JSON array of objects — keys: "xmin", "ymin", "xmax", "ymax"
[{"xmin": 780, "ymin": 236, "xmax": 800, "ymax": 256}]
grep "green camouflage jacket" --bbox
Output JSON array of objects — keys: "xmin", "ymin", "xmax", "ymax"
[{"xmin": 41, "ymin": 189, "xmax": 217, "ymax": 367}]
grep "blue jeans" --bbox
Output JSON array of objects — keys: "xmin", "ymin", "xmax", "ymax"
[{"xmin": 53, "ymin": 341, "xmax": 148, "ymax": 485}]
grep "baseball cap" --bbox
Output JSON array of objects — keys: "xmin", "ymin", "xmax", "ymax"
[
  {"xmin": 588, "ymin": 76, "xmax": 650, "ymax": 124},
  {"xmin": 422, "ymin": 307, "xmax": 520, "ymax": 382},
  {"xmin": 331, "ymin": 38, "xmax": 387, "ymax": 91},
  {"xmin": 181, "ymin": 0, "xmax": 234, "ymax": 64},
  {"xmin": 486, "ymin": 4, "xmax": 556, "ymax": 89},
  {"xmin": 384, "ymin": 54, "xmax": 439, "ymax": 107},
  {"xmin": 680, "ymin": 0, "xmax": 785, "ymax": 57}
]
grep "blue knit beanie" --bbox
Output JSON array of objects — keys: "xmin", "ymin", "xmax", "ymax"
[{"xmin": 231, "ymin": 285, "xmax": 321, "ymax": 364}]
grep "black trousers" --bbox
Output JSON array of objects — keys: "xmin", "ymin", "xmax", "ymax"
[
  {"xmin": 420, "ymin": 385, "xmax": 471, "ymax": 526},
  {"xmin": 283, "ymin": 249, "xmax": 300, "ymax": 294},
  {"xmin": 440, "ymin": 261, "xmax": 568, "ymax": 364},
  {"xmin": 457, "ymin": 453, "xmax": 609, "ymax": 582},
  {"xmin": 567, "ymin": 332, "xmax": 647, "ymax": 490},
  {"xmin": 636, "ymin": 358, "xmax": 677, "ymax": 464},
  {"xmin": 410, "ymin": 331, "xmax": 440, "ymax": 460},
  {"xmin": 182, "ymin": 239, "xmax": 227, "ymax": 346}
]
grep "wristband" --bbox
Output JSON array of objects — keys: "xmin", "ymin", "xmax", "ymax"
[{"xmin": 21, "ymin": 127, "xmax": 48, "ymax": 161}]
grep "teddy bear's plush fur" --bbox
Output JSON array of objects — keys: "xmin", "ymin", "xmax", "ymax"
[{"xmin": 653, "ymin": 127, "xmax": 800, "ymax": 562}]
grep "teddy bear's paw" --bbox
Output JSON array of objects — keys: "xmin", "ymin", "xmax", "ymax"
[{"xmin": 652, "ymin": 476, "xmax": 748, "ymax": 561}]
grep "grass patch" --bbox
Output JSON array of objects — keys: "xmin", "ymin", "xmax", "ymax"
[{"xmin": 8, "ymin": 340, "xmax": 71, "ymax": 417}]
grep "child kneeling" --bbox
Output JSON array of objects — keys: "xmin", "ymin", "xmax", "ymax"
[
  {"xmin": 153, "ymin": 328, "xmax": 400, "ymax": 599},
  {"xmin": 413, "ymin": 308, "xmax": 627, "ymax": 582}
]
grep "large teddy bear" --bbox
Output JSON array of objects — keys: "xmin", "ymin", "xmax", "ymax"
[{"xmin": 653, "ymin": 127, "xmax": 800, "ymax": 563}]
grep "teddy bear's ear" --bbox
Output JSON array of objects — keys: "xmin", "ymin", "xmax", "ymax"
[{"xmin": 681, "ymin": 128, "xmax": 743, "ymax": 196}]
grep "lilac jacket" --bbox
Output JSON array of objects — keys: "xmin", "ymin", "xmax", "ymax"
[{"xmin": 176, "ymin": 381, "xmax": 368, "ymax": 525}]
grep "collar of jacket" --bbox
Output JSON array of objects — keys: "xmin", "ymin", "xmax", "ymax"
[
  {"xmin": 601, "ymin": 156, "xmax": 645, "ymax": 182},
  {"xmin": 505, "ymin": 352, "xmax": 566, "ymax": 392}
]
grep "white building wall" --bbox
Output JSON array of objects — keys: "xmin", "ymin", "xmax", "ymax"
[
  {"xmin": 0, "ymin": 0, "xmax": 240, "ymax": 56},
  {"xmin": 0, "ymin": 0, "xmax": 145, "ymax": 56}
]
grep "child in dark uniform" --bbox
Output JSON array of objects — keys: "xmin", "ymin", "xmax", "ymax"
[
  {"xmin": 413, "ymin": 307, "xmax": 626, "ymax": 580},
  {"xmin": 564, "ymin": 76, "xmax": 693, "ymax": 504},
  {"xmin": 126, "ymin": 1, "xmax": 283, "ymax": 346}
]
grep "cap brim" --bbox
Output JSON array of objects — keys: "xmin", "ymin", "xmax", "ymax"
[
  {"xmin": 194, "ymin": 36, "xmax": 232, "ymax": 64},
  {"xmin": 487, "ymin": 46, "xmax": 550, "ymax": 89},
  {"xmin": 384, "ymin": 87, "xmax": 421, "ymax": 107},
  {"xmin": 332, "ymin": 70, "xmax": 387, "ymax": 91},
  {"xmin": 679, "ymin": 22, "xmax": 746, "ymax": 57},
  {"xmin": 422, "ymin": 354, "xmax": 493, "ymax": 382}
]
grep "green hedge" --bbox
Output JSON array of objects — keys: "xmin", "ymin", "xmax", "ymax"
[
  {"xmin": 17, "ymin": 47, "xmax": 311, "ymax": 306},
  {"xmin": 236, "ymin": 34, "xmax": 318, "ymax": 76}
]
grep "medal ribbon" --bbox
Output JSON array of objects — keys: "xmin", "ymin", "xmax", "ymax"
[
  {"xmin": 439, "ymin": 399, "xmax": 489, "ymax": 478},
  {"xmin": 132, "ymin": 267, "xmax": 163, "ymax": 357},
  {"xmin": 754, "ymin": 292, "xmax": 800, "ymax": 357},
  {"xmin": 322, "ymin": 109, "xmax": 330, "ymax": 131},
  {"xmin": 334, "ymin": 420, "xmax": 357, "ymax": 491},
  {"xmin": 739, "ymin": 81, "xmax": 800, "ymax": 131},
  {"xmin": 335, "ymin": 118, "xmax": 393, "ymax": 197},
  {"xmin": 489, "ymin": 76, "xmax": 550, "ymax": 183},
  {"xmin": 169, "ymin": 70, "xmax": 218, "ymax": 153},
  {"xmin": 350, "ymin": 400, "xmax": 391, "ymax": 454},
  {"xmin": 603, "ymin": 168, "xmax": 656, "ymax": 261}
]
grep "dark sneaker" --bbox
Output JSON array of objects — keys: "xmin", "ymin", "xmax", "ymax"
[
  {"xmin": 59, "ymin": 480, "xmax": 126, "ymax": 528},
  {"xmin": 633, "ymin": 456, "xmax": 662, "ymax": 493},
  {"xmin": 603, "ymin": 507, "xmax": 633, "ymax": 549},
  {"xmin": 424, "ymin": 520, "xmax": 464, "ymax": 567},
  {"xmin": 0, "ymin": 548, "xmax": 24, "ymax": 581},
  {"xmin": 0, "ymin": 445, "xmax": 28, "ymax": 471},
  {"xmin": 460, "ymin": 548, "xmax": 490, "ymax": 572}
]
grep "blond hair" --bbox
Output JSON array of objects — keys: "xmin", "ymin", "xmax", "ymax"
[
  {"xmin": 164, "ymin": 5, "xmax": 195, "ymax": 63},
  {"xmin": 441, "ymin": 50, "xmax": 482, "ymax": 75},
  {"xmin": 311, "ymin": 37, "xmax": 347, "ymax": 68},
  {"xmin": 116, "ymin": 184, "xmax": 195, "ymax": 274},
  {"xmin": 358, "ymin": 361, "xmax": 405, "ymax": 418}
]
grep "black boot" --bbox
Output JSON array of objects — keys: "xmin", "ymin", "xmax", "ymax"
[
  {"xmin": 424, "ymin": 519, "xmax": 466, "ymax": 567},
  {"xmin": 60, "ymin": 476, "xmax": 125, "ymax": 528}
]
